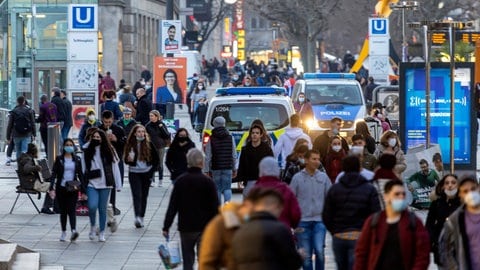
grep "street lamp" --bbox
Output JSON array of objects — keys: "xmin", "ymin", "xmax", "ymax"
[{"xmin": 391, "ymin": 1, "xmax": 419, "ymax": 62}]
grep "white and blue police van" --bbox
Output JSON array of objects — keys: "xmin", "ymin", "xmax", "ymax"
[
  {"xmin": 292, "ymin": 73, "xmax": 367, "ymax": 139},
  {"xmin": 202, "ymin": 87, "xmax": 295, "ymax": 153}
]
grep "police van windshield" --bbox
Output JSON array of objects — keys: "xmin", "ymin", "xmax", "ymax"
[
  {"xmin": 305, "ymin": 84, "xmax": 363, "ymax": 105},
  {"xmin": 211, "ymin": 103, "xmax": 289, "ymax": 131}
]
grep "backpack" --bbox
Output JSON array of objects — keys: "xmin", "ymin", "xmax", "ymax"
[
  {"xmin": 13, "ymin": 108, "xmax": 33, "ymax": 135},
  {"xmin": 45, "ymin": 103, "xmax": 58, "ymax": 123}
]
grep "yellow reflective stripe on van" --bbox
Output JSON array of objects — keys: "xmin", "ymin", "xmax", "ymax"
[{"xmin": 236, "ymin": 132, "xmax": 250, "ymax": 152}]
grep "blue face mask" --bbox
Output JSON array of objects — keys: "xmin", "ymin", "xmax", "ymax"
[
  {"xmin": 391, "ymin": 199, "xmax": 408, "ymax": 212},
  {"xmin": 64, "ymin": 146, "xmax": 75, "ymax": 153}
]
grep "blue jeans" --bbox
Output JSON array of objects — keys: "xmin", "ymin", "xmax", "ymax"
[
  {"xmin": 332, "ymin": 235, "xmax": 357, "ymax": 270},
  {"xmin": 212, "ymin": 170, "xmax": 232, "ymax": 203},
  {"xmin": 296, "ymin": 221, "xmax": 326, "ymax": 270},
  {"xmin": 61, "ymin": 124, "xmax": 71, "ymax": 141},
  {"xmin": 13, "ymin": 136, "xmax": 31, "ymax": 161},
  {"xmin": 87, "ymin": 186, "xmax": 111, "ymax": 232}
]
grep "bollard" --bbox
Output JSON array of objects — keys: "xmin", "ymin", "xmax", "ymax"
[
  {"xmin": 47, "ymin": 122, "xmax": 61, "ymax": 169},
  {"xmin": 165, "ymin": 102, "xmax": 175, "ymax": 119}
]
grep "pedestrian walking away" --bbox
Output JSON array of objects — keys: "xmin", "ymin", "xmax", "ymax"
[{"xmin": 163, "ymin": 148, "xmax": 219, "ymax": 270}]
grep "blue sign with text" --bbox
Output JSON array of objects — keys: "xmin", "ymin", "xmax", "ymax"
[{"xmin": 70, "ymin": 5, "xmax": 97, "ymax": 31}]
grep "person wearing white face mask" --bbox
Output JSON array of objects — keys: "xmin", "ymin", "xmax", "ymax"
[
  {"xmin": 78, "ymin": 108, "xmax": 101, "ymax": 148},
  {"xmin": 354, "ymin": 179, "xmax": 431, "ymax": 270},
  {"xmin": 293, "ymin": 92, "xmax": 314, "ymax": 130},
  {"xmin": 438, "ymin": 176, "xmax": 480, "ymax": 270},
  {"xmin": 189, "ymin": 82, "xmax": 208, "ymax": 129},
  {"xmin": 374, "ymin": 130, "xmax": 406, "ymax": 180},
  {"xmin": 324, "ymin": 136, "xmax": 347, "ymax": 184},
  {"xmin": 426, "ymin": 174, "xmax": 461, "ymax": 266}
]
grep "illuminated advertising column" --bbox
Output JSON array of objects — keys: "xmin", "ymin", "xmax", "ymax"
[{"xmin": 233, "ymin": 0, "xmax": 245, "ymax": 61}]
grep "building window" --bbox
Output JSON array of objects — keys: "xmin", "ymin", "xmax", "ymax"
[
  {"xmin": 251, "ymin": 18, "xmax": 257, "ymax": 29},
  {"xmin": 258, "ymin": 18, "xmax": 266, "ymax": 29}
]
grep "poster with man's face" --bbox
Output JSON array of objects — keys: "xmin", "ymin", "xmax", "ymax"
[{"xmin": 161, "ymin": 20, "xmax": 182, "ymax": 54}]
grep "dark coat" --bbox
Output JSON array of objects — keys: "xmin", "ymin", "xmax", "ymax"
[
  {"xmin": 117, "ymin": 118, "xmax": 138, "ymax": 138},
  {"xmin": 163, "ymin": 167, "xmax": 219, "ymax": 232},
  {"xmin": 145, "ymin": 120, "xmax": 170, "ymax": 148},
  {"xmin": 232, "ymin": 211, "xmax": 303, "ymax": 270},
  {"xmin": 313, "ymin": 131, "xmax": 349, "ymax": 162},
  {"xmin": 135, "ymin": 95, "xmax": 152, "ymax": 125},
  {"xmin": 51, "ymin": 95, "xmax": 67, "ymax": 122},
  {"xmin": 63, "ymin": 97, "xmax": 73, "ymax": 127},
  {"xmin": 17, "ymin": 153, "xmax": 40, "ymax": 190},
  {"xmin": 99, "ymin": 123, "xmax": 126, "ymax": 156},
  {"xmin": 49, "ymin": 154, "xmax": 84, "ymax": 193},
  {"xmin": 425, "ymin": 194, "xmax": 461, "ymax": 263},
  {"xmin": 124, "ymin": 141, "xmax": 160, "ymax": 178},
  {"xmin": 354, "ymin": 211, "xmax": 431, "ymax": 270},
  {"xmin": 165, "ymin": 138, "xmax": 195, "ymax": 180},
  {"xmin": 236, "ymin": 141, "xmax": 273, "ymax": 183},
  {"xmin": 323, "ymin": 172, "xmax": 380, "ymax": 234}
]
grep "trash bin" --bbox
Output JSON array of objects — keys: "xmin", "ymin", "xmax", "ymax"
[{"xmin": 47, "ymin": 122, "xmax": 62, "ymax": 169}]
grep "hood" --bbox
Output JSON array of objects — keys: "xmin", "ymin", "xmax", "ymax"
[
  {"xmin": 221, "ymin": 202, "xmax": 243, "ymax": 229},
  {"xmin": 339, "ymin": 172, "xmax": 368, "ymax": 187},
  {"xmin": 284, "ymin": 127, "xmax": 305, "ymax": 140},
  {"xmin": 211, "ymin": 127, "xmax": 230, "ymax": 138}
]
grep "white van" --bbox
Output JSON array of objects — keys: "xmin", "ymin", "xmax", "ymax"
[{"xmin": 174, "ymin": 50, "xmax": 202, "ymax": 78}]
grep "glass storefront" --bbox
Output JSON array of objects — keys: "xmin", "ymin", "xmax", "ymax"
[{"xmin": 0, "ymin": 0, "xmax": 97, "ymax": 110}]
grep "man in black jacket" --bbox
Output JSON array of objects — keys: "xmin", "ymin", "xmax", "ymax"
[
  {"xmin": 60, "ymin": 90, "xmax": 73, "ymax": 140},
  {"xmin": 99, "ymin": 110, "xmax": 126, "ymax": 215},
  {"xmin": 232, "ymin": 187, "xmax": 303, "ymax": 270},
  {"xmin": 204, "ymin": 116, "xmax": 237, "ymax": 204},
  {"xmin": 323, "ymin": 155, "xmax": 380, "ymax": 270},
  {"xmin": 6, "ymin": 96, "xmax": 36, "ymax": 161},
  {"xmin": 135, "ymin": 88, "xmax": 152, "ymax": 125},
  {"xmin": 163, "ymin": 148, "xmax": 219, "ymax": 270}
]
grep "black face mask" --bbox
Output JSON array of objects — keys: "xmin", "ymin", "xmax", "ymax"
[
  {"xmin": 90, "ymin": 139, "xmax": 101, "ymax": 147},
  {"xmin": 177, "ymin": 137, "xmax": 188, "ymax": 143}
]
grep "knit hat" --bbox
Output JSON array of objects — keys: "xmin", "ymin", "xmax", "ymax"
[
  {"xmin": 123, "ymin": 107, "xmax": 132, "ymax": 114},
  {"xmin": 259, "ymin": 157, "xmax": 280, "ymax": 177},
  {"xmin": 85, "ymin": 108, "xmax": 95, "ymax": 116},
  {"xmin": 213, "ymin": 116, "xmax": 226, "ymax": 128}
]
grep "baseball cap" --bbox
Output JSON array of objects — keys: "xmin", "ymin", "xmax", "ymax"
[{"xmin": 123, "ymin": 107, "xmax": 132, "ymax": 114}]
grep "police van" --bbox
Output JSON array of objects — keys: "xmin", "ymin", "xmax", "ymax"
[
  {"xmin": 202, "ymin": 87, "xmax": 295, "ymax": 152},
  {"xmin": 292, "ymin": 73, "xmax": 367, "ymax": 139}
]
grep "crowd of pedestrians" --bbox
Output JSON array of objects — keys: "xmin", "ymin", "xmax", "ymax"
[{"xmin": 6, "ymin": 66, "xmax": 480, "ymax": 270}]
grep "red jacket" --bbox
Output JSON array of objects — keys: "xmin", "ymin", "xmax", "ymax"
[
  {"xmin": 354, "ymin": 211, "xmax": 430, "ymax": 270},
  {"xmin": 255, "ymin": 176, "xmax": 301, "ymax": 229}
]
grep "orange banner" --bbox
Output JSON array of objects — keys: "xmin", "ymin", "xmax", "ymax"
[{"xmin": 153, "ymin": 56, "xmax": 187, "ymax": 104}]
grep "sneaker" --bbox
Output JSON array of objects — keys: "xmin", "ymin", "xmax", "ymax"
[
  {"xmin": 134, "ymin": 217, "xmax": 142, "ymax": 228},
  {"xmin": 41, "ymin": 208, "xmax": 55, "ymax": 215},
  {"xmin": 98, "ymin": 231, "xmax": 106, "ymax": 242},
  {"xmin": 59, "ymin": 231, "xmax": 67, "ymax": 242},
  {"xmin": 5, "ymin": 160, "xmax": 11, "ymax": 166},
  {"xmin": 89, "ymin": 227, "xmax": 96, "ymax": 240},
  {"xmin": 70, "ymin": 230, "xmax": 79, "ymax": 242},
  {"xmin": 109, "ymin": 219, "xmax": 118, "ymax": 233}
]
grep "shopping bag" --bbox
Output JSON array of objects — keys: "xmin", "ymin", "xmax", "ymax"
[
  {"xmin": 76, "ymin": 192, "xmax": 89, "ymax": 216},
  {"xmin": 158, "ymin": 240, "xmax": 181, "ymax": 269}
]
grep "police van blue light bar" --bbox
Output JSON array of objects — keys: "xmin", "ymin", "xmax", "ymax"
[
  {"xmin": 216, "ymin": 87, "xmax": 285, "ymax": 96},
  {"xmin": 303, "ymin": 73, "xmax": 356, "ymax": 80}
]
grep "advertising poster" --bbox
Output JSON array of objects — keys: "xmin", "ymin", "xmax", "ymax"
[
  {"xmin": 161, "ymin": 20, "xmax": 182, "ymax": 54},
  {"xmin": 400, "ymin": 63, "xmax": 476, "ymax": 169},
  {"xmin": 153, "ymin": 56, "xmax": 187, "ymax": 105},
  {"xmin": 70, "ymin": 91, "xmax": 97, "ymax": 138},
  {"xmin": 68, "ymin": 62, "xmax": 98, "ymax": 90}
]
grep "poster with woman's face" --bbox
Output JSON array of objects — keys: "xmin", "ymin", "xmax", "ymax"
[{"xmin": 153, "ymin": 56, "xmax": 187, "ymax": 104}]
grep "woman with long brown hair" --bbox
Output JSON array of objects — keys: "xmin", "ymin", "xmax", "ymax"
[
  {"xmin": 124, "ymin": 124, "xmax": 159, "ymax": 228},
  {"xmin": 82, "ymin": 128, "xmax": 122, "ymax": 242}
]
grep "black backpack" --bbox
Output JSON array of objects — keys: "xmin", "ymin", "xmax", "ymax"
[{"xmin": 13, "ymin": 108, "xmax": 33, "ymax": 135}]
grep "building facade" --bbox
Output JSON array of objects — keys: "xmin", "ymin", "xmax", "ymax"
[{"xmin": 0, "ymin": 0, "xmax": 175, "ymax": 111}]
